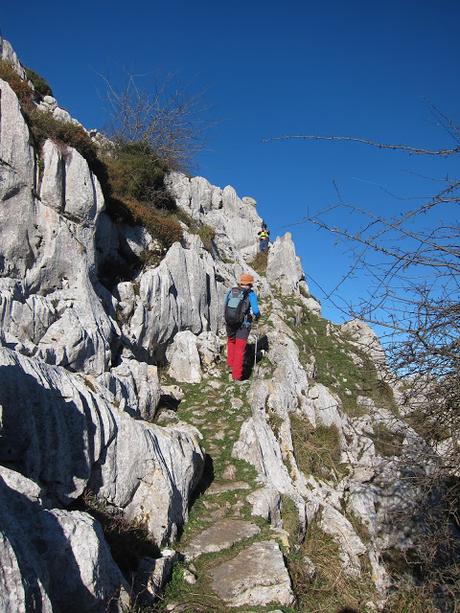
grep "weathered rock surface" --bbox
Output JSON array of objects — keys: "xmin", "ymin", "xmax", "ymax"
[
  {"xmin": 209, "ymin": 540, "xmax": 295, "ymax": 607},
  {"xmin": 183, "ymin": 519, "xmax": 260, "ymax": 560},
  {"xmin": 167, "ymin": 330, "xmax": 202, "ymax": 383},
  {"xmin": 266, "ymin": 232, "xmax": 321, "ymax": 313},
  {"xmin": 341, "ymin": 318, "xmax": 386, "ymax": 370},
  {"xmin": 0, "ymin": 346, "xmax": 204, "ymax": 545},
  {"xmin": 0, "ymin": 82, "xmax": 115, "ymax": 375},
  {"xmin": 0, "ymin": 38, "xmax": 439, "ymax": 611},
  {"xmin": 0, "ymin": 466, "xmax": 126, "ymax": 613},
  {"xmin": 126, "ymin": 242, "xmax": 223, "ymax": 359},
  {"xmin": 98, "ymin": 357, "xmax": 160, "ymax": 420},
  {"xmin": 134, "ymin": 549, "xmax": 178, "ymax": 604},
  {"xmin": 166, "ymin": 172, "xmax": 263, "ymax": 261},
  {"xmin": 247, "ymin": 486, "xmax": 282, "ymax": 528}
]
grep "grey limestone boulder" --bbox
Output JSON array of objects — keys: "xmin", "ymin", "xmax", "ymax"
[
  {"xmin": 98, "ymin": 357, "xmax": 161, "ymax": 420},
  {"xmin": 307, "ymin": 383, "xmax": 345, "ymax": 431},
  {"xmin": 246, "ymin": 486, "xmax": 282, "ymax": 528},
  {"xmin": 320, "ymin": 505, "xmax": 367, "ymax": 577},
  {"xmin": 266, "ymin": 233, "xmax": 321, "ymax": 313},
  {"xmin": 166, "ymin": 171, "xmax": 263, "ymax": 258},
  {"xmin": 266, "ymin": 232, "xmax": 305, "ymax": 295},
  {"xmin": 166, "ymin": 330, "xmax": 202, "ymax": 383},
  {"xmin": 0, "ymin": 86, "xmax": 115, "ymax": 375},
  {"xmin": 0, "ymin": 346, "xmax": 204, "ymax": 545},
  {"xmin": 128, "ymin": 241, "xmax": 224, "ymax": 358},
  {"xmin": 0, "ymin": 39, "xmax": 26, "ymax": 79},
  {"xmin": 341, "ymin": 319, "xmax": 386, "ymax": 372},
  {"xmin": 232, "ymin": 402, "xmax": 306, "ymax": 534},
  {"xmin": 209, "ymin": 540, "xmax": 294, "ymax": 607},
  {"xmin": 182, "ymin": 519, "xmax": 260, "ymax": 561},
  {"xmin": 0, "ymin": 466, "xmax": 126, "ymax": 613},
  {"xmin": 0, "ymin": 79, "xmax": 36, "ymax": 278}
]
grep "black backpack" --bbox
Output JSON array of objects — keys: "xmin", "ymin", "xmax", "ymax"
[{"xmin": 224, "ymin": 287, "xmax": 250, "ymax": 327}]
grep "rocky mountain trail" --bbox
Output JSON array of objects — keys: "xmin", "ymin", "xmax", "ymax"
[{"xmin": 154, "ymin": 362, "xmax": 297, "ymax": 611}]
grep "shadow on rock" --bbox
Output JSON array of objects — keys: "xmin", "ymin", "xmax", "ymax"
[
  {"xmin": 243, "ymin": 334, "xmax": 269, "ymax": 380},
  {"xmin": 0, "ymin": 474, "xmax": 122, "ymax": 612}
]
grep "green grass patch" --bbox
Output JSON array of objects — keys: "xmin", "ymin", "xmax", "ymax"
[
  {"xmin": 281, "ymin": 495, "xmax": 301, "ymax": 547},
  {"xmin": 279, "ymin": 298, "xmax": 398, "ymax": 417}
]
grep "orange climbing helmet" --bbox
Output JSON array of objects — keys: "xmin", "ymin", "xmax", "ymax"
[{"xmin": 239, "ymin": 273, "xmax": 254, "ymax": 286}]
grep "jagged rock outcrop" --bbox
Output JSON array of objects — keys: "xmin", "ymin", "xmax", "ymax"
[
  {"xmin": 166, "ymin": 172, "xmax": 263, "ymax": 261},
  {"xmin": 125, "ymin": 241, "xmax": 223, "ymax": 359},
  {"xmin": 0, "ymin": 80, "xmax": 115, "ymax": 375},
  {"xmin": 0, "ymin": 346, "xmax": 204, "ymax": 545},
  {"xmin": 266, "ymin": 232, "xmax": 321, "ymax": 313},
  {"xmin": 0, "ymin": 466, "xmax": 127, "ymax": 613}
]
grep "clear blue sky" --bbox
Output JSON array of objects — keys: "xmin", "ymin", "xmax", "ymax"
[{"xmin": 2, "ymin": 0, "xmax": 459, "ymax": 324}]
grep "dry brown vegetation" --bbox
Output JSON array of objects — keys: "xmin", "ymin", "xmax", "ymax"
[
  {"xmin": 290, "ymin": 413, "xmax": 344, "ymax": 481},
  {"xmin": 287, "ymin": 519, "xmax": 376, "ymax": 612}
]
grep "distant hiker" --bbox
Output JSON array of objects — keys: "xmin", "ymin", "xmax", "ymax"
[
  {"xmin": 224, "ymin": 273, "xmax": 260, "ymax": 381},
  {"xmin": 257, "ymin": 223, "xmax": 270, "ymax": 252}
]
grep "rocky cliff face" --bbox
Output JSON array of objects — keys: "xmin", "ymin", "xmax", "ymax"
[{"xmin": 0, "ymin": 40, "xmax": 434, "ymax": 611}]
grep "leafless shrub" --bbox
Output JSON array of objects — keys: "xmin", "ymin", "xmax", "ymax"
[{"xmin": 102, "ymin": 72, "xmax": 209, "ymax": 172}]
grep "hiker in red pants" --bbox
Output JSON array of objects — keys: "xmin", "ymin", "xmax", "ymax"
[{"xmin": 224, "ymin": 274, "xmax": 260, "ymax": 381}]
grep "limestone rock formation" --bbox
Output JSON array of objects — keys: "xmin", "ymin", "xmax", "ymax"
[
  {"xmin": 209, "ymin": 540, "xmax": 295, "ymax": 607},
  {"xmin": 0, "ymin": 466, "xmax": 127, "ymax": 613},
  {"xmin": 0, "ymin": 346, "xmax": 204, "ymax": 543}
]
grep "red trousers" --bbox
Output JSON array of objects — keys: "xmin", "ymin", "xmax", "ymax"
[{"xmin": 227, "ymin": 336, "xmax": 247, "ymax": 381}]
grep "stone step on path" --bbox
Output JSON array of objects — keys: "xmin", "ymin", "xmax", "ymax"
[
  {"xmin": 209, "ymin": 540, "xmax": 295, "ymax": 608},
  {"xmin": 182, "ymin": 519, "xmax": 260, "ymax": 561},
  {"xmin": 207, "ymin": 481, "xmax": 251, "ymax": 495}
]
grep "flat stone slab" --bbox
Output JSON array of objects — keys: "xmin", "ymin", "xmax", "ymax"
[
  {"xmin": 209, "ymin": 540, "xmax": 295, "ymax": 608},
  {"xmin": 207, "ymin": 481, "xmax": 250, "ymax": 494},
  {"xmin": 183, "ymin": 519, "xmax": 260, "ymax": 561}
]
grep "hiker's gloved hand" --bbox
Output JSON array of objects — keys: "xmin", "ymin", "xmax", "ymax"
[{"xmin": 254, "ymin": 314, "xmax": 260, "ymax": 321}]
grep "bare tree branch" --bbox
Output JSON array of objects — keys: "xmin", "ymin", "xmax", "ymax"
[{"xmin": 263, "ymin": 134, "xmax": 460, "ymax": 156}]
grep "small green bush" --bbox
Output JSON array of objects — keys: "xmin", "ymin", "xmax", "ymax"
[
  {"xmin": 27, "ymin": 108, "xmax": 99, "ymax": 163},
  {"xmin": 196, "ymin": 224, "xmax": 215, "ymax": 252},
  {"xmin": 25, "ymin": 67, "xmax": 53, "ymax": 97},
  {"xmin": 104, "ymin": 141, "xmax": 174, "ymax": 209}
]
